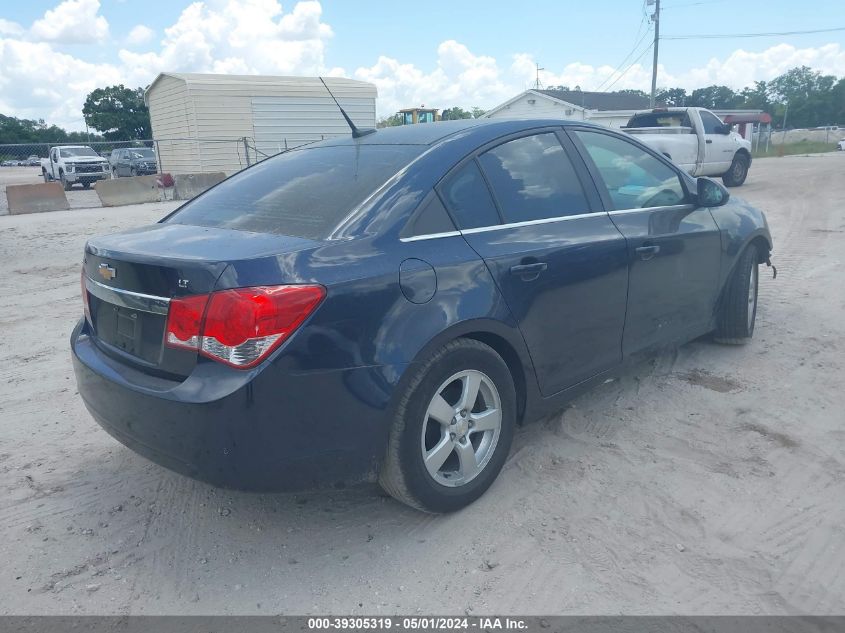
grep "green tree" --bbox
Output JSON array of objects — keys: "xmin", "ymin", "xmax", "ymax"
[
  {"xmin": 616, "ymin": 89, "xmax": 649, "ymax": 100},
  {"xmin": 767, "ymin": 66, "xmax": 838, "ymax": 128},
  {"xmin": 377, "ymin": 113, "xmax": 403, "ymax": 128},
  {"xmin": 737, "ymin": 81, "xmax": 769, "ymax": 111},
  {"xmin": 83, "ymin": 85, "xmax": 151, "ymax": 140},
  {"xmin": 441, "ymin": 106, "xmax": 473, "ymax": 120},
  {"xmin": 655, "ymin": 87, "xmax": 687, "ymax": 107},
  {"xmin": 688, "ymin": 85, "xmax": 741, "ymax": 109},
  {"xmin": 471, "ymin": 106, "xmax": 486, "ymax": 119},
  {"xmin": 0, "ymin": 114, "xmax": 99, "ymax": 145}
]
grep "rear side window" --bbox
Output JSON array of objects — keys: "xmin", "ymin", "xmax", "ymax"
[
  {"xmin": 439, "ymin": 160, "xmax": 501, "ymax": 229},
  {"xmin": 167, "ymin": 145, "xmax": 424, "ymax": 239},
  {"xmin": 478, "ymin": 133, "xmax": 590, "ymax": 222},
  {"xmin": 573, "ymin": 130, "xmax": 687, "ymax": 210}
]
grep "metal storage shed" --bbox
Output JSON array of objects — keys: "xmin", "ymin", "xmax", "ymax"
[{"xmin": 144, "ymin": 73, "xmax": 378, "ymax": 175}]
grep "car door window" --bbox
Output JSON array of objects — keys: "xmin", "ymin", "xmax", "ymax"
[
  {"xmin": 439, "ymin": 160, "xmax": 501, "ymax": 230},
  {"xmin": 478, "ymin": 133, "xmax": 590, "ymax": 222},
  {"xmin": 700, "ymin": 111, "xmax": 724, "ymax": 134},
  {"xmin": 573, "ymin": 130, "xmax": 688, "ymax": 210}
]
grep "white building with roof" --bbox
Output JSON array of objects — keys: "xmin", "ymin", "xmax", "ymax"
[
  {"xmin": 483, "ymin": 89, "xmax": 653, "ymax": 128},
  {"xmin": 144, "ymin": 73, "xmax": 377, "ymax": 174}
]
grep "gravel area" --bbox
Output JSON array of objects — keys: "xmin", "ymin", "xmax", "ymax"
[{"xmin": 1, "ymin": 153, "xmax": 844, "ymax": 615}]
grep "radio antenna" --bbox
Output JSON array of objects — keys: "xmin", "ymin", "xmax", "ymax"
[{"xmin": 319, "ymin": 77, "xmax": 376, "ymax": 139}]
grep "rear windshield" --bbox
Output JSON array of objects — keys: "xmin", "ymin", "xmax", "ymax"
[
  {"xmin": 166, "ymin": 144, "xmax": 424, "ymax": 239},
  {"xmin": 627, "ymin": 112, "xmax": 692, "ymax": 129}
]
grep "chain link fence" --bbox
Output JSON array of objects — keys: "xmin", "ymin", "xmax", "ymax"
[
  {"xmin": 0, "ymin": 136, "xmax": 330, "ymax": 213},
  {"xmin": 1, "ymin": 135, "xmax": 327, "ymax": 178}
]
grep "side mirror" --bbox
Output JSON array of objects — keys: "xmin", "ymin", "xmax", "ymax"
[
  {"xmin": 717, "ymin": 123, "xmax": 732, "ymax": 135},
  {"xmin": 697, "ymin": 177, "xmax": 730, "ymax": 207}
]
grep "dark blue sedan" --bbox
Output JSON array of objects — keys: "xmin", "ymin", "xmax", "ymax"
[{"xmin": 72, "ymin": 119, "xmax": 773, "ymax": 512}]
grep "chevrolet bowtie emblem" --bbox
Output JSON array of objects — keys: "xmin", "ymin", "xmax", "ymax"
[{"xmin": 98, "ymin": 263, "xmax": 116, "ymax": 281}]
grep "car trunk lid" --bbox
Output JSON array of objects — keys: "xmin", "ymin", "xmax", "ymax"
[{"xmin": 83, "ymin": 223, "xmax": 319, "ymax": 378}]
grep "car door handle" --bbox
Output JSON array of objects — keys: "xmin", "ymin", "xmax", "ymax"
[
  {"xmin": 510, "ymin": 262, "xmax": 548, "ymax": 277},
  {"xmin": 635, "ymin": 245, "xmax": 661, "ymax": 261},
  {"xmin": 706, "ymin": 139, "xmax": 713, "ymax": 144}
]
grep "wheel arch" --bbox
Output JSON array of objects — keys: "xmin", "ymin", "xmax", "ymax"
[
  {"xmin": 461, "ymin": 330, "xmax": 528, "ymax": 425},
  {"xmin": 394, "ymin": 318, "xmax": 537, "ymax": 427},
  {"xmin": 715, "ymin": 232, "xmax": 771, "ymax": 315}
]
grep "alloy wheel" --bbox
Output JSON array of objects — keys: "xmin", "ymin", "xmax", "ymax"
[{"xmin": 420, "ymin": 369, "xmax": 502, "ymax": 487}]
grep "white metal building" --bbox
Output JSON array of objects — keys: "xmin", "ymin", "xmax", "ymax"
[
  {"xmin": 144, "ymin": 73, "xmax": 378, "ymax": 174},
  {"xmin": 483, "ymin": 89, "xmax": 652, "ymax": 129}
]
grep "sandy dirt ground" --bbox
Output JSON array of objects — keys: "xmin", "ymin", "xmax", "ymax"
[{"xmin": 1, "ymin": 154, "xmax": 844, "ymax": 615}]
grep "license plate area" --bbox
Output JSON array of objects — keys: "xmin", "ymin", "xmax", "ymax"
[
  {"xmin": 85, "ymin": 278, "xmax": 169, "ymax": 365},
  {"xmin": 115, "ymin": 307, "xmax": 142, "ymax": 354}
]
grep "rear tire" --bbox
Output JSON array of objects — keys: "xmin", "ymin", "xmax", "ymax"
[
  {"xmin": 722, "ymin": 153, "xmax": 749, "ymax": 187},
  {"xmin": 379, "ymin": 338, "xmax": 516, "ymax": 513},
  {"xmin": 42, "ymin": 170, "xmax": 49, "ymax": 183},
  {"xmin": 714, "ymin": 246, "xmax": 759, "ymax": 344}
]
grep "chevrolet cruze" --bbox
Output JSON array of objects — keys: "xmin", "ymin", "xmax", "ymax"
[{"xmin": 72, "ymin": 119, "xmax": 773, "ymax": 512}]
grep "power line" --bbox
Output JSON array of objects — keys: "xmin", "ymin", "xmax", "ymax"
[
  {"xmin": 664, "ymin": 26, "xmax": 845, "ymax": 40},
  {"xmin": 604, "ymin": 41, "xmax": 655, "ymax": 92},
  {"xmin": 595, "ymin": 1, "xmax": 652, "ymax": 93},
  {"xmin": 595, "ymin": 22, "xmax": 654, "ymax": 92}
]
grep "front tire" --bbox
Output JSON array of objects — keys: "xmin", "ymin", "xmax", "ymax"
[
  {"xmin": 60, "ymin": 172, "xmax": 72, "ymax": 191},
  {"xmin": 722, "ymin": 153, "xmax": 749, "ymax": 187},
  {"xmin": 379, "ymin": 339, "xmax": 516, "ymax": 513},
  {"xmin": 714, "ymin": 246, "xmax": 759, "ymax": 344}
]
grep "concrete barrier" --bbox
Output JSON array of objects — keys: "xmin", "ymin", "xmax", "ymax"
[
  {"xmin": 173, "ymin": 172, "xmax": 226, "ymax": 201},
  {"xmin": 94, "ymin": 175, "xmax": 161, "ymax": 207},
  {"xmin": 5, "ymin": 182, "xmax": 70, "ymax": 215}
]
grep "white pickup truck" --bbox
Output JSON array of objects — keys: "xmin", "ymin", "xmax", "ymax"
[
  {"xmin": 41, "ymin": 145, "xmax": 110, "ymax": 190},
  {"xmin": 623, "ymin": 107, "xmax": 753, "ymax": 187}
]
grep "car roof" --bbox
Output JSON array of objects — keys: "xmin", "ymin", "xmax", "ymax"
[{"xmin": 313, "ymin": 118, "xmax": 602, "ymax": 148}]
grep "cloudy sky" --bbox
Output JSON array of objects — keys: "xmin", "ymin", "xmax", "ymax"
[{"xmin": 1, "ymin": 0, "xmax": 844, "ymax": 130}]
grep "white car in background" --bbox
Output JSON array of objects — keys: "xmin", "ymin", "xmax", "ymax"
[{"xmin": 838, "ymin": 138, "xmax": 845, "ymax": 151}]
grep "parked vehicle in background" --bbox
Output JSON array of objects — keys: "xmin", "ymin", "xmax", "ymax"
[
  {"xmin": 838, "ymin": 138, "xmax": 845, "ymax": 151},
  {"xmin": 41, "ymin": 146, "xmax": 110, "ymax": 190},
  {"xmin": 112, "ymin": 147, "xmax": 158, "ymax": 177},
  {"xmin": 624, "ymin": 107, "xmax": 753, "ymax": 187},
  {"xmin": 27, "ymin": 155, "xmax": 40, "ymax": 166},
  {"xmin": 72, "ymin": 119, "xmax": 774, "ymax": 513}
]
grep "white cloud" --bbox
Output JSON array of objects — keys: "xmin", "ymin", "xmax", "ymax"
[
  {"xmin": 31, "ymin": 0, "xmax": 110, "ymax": 44},
  {"xmin": 0, "ymin": 19, "xmax": 25, "ymax": 37},
  {"xmin": 2, "ymin": 0, "xmax": 844, "ymax": 133},
  {"xmin": 0, "ymin": 37, "xmax": 121, "ymax": 126},
  {"xmin": 118, "ymin": 0, "xmax": 333, "ymax": 79},
  {"xmin": 127, "ymin": 25, "xmax": 154, "ymax": 47}
]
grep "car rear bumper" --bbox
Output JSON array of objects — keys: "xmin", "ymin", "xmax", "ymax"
[{"xmin": 71, "ymin": 319, "xmax": 403, "ymax": 491}]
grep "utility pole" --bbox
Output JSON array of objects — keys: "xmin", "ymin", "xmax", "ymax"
[{"xmin": 649, "ymin": 0, "xmax": 660, "ymax": 108}]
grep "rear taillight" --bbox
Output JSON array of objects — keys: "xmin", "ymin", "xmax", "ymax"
[
  {"xmin": 164, "ymin": 285, "xmax": 325, "ymax": 369},
  {"xmin": 81, "ymin": 267, "xmax": 91, "ymax": 324}
]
